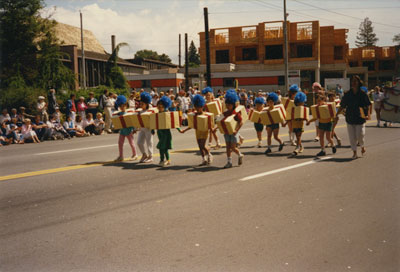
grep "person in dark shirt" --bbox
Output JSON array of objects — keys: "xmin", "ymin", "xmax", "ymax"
[{"xmin": 337, "ymin": 75, "xmax": 371, "ymax": 159}]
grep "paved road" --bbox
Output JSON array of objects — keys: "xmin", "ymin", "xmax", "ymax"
[{"xmin": 0, "ymin": 118, "xmax": 399, "ymax": 272}]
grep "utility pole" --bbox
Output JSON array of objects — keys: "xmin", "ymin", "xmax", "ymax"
[
  {"xmin": 283, "ymin": 0, "xmax": 289, "ymax": 93},
  {"xmin": 185, "ymin": 33, "xmax": 189, "ymax": 92},
  {"xmin": 204, "ymin": 7, "xmax": 211, "ymax": 87},
  {"xmin": 178, "ymin": 34, "xmax": 182, "ymax": 68},
  {"xmin": 80, "ymin": 11, "xmax": 86, "ymax": 89}
]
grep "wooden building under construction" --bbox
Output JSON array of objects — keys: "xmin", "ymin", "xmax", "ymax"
[{"xmin": 198, "ymin": 20, "xmax": 370, "ymax": 90}]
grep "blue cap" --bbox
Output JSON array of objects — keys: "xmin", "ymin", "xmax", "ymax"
[
  {"xmin": 294, "ymin": 92, "xmax": 307, "ymax": 103},
  {"xmin": 202, "ymin": 87, "xmax": 213, "ymax": 95},
  {"xmin": 225, "ymin": 89, "xmax": 239, "ymax": 105},
  {"xmin": 267, "ymin": 92, "xmax": 279, "ymax": 103},
  {"xmin": 114, "ymin": 95, "xmax": 127, "ymax": 110},
  {"xmin": 192, "ymin": 94, "xmax": 206, "ymax": 108},
  {"xmin": 289, "ymin": 84, "xmax": 300, "ymax": 93},
  {"xmin": 140, "ymin": 92, "xmax": 152, "ymax": 104},
  {"xmin": 159, "ymin": 96, "xmax": 172, "ymax": 110},
  {"xmin": 360, "ymin": 86, "xmax": 368, "ymax": 93},
  {"xmin": 254, "ymin": 97, "xmax": 265, "ymax": 105}
]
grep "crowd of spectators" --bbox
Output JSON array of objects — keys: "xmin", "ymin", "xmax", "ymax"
[{"xmin": 0, "ymin": 84, "xmax": 378, "ymax": 147}]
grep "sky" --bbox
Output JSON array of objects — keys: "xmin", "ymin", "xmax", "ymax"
[{"xmin": 42, "ymin": 0, "xmax": 400, "ymax": 64}]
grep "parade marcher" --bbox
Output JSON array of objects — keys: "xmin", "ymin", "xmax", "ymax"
[
  {"xmin": 372, "ymin": 86, "xmax": 384, "ymax": 127},
  {"xmin": 179, "ymin": 94, "xmax": 213, "ymax": 166},
  {"xmin": 156, "ymin": 96, "xmax": 173, "ymax": 167},
  {"xmin": 222, "ymin": 90, "xmax": 244, "ymax": 169},
  {"xmin": 253, "ymin": 97, "xmax": 266, "ymax": 148},
  {"xmin": 287, "ymin": 84, "xmax": 299, "ymax": 146},
  {"xmin": 137, "ymin": 92, "xmax": 155, "ymax": 163},
  {"xmin": 312, "ymin": 82, "xmax": 324, "ymax": 142},
  {"xmin": 337, "ymin": 75, "xmax": 371, "ymax": 159},
  {"xmin": 308, "ymin": 94, "xmax": 337, "ymax": 157},
  {"xmin": 202, "ymin": 87, "xmax": 222, "ymax": 149},
  {"xmin": 265, "ymin": 93, "xmax": 285, "ymax": 154},
  {"xmin": 328, "ymin": 93, "xmax": 342, "ymax": 146},
  {"xmin": 292, "ymin": 92, "xmax": 307, "ymax": 156},
  {"xmin": 114, "ymin": 95, "xmax": 138, "ymax": 162}
]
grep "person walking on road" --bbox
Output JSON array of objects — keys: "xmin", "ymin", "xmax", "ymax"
[{"xmin": 337, "ymin": 75, "xmax": 371, "ymax": 159}]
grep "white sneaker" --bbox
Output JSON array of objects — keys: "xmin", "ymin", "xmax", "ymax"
[
  {"xmin": 131, "ymin": 155, "xmax": 138, "ymax": 161},
  {"xmin": 207, "ymin": 153, "xmax": 213, "ymax": 164},
  {"xmin": 257, "ymin": 141, "xmax": 262, "ymax": 148}
]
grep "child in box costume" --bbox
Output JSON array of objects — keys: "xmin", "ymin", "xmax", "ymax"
[
  {"xmin": 328, "ymin": 93, "xmax": 342, "ymax": 146},
  {"xmin": 156, "ymin": 96, "xmax": 173, "ymax": 167},
  {"xmin": 250, "ymin": 97, "xmax": 265, "ymax": 148},
  {"xmin": 307, "ymin": 94, "xmax": 337, "ymax": 156},
  {"xmin": 136, "ymin": 92, "xmax": 155, "ymax": 163},
  {"xmin": 264, "ymin": 93, "xmax": 285, "ymax": 154},
  {"xmin": 179, "ymin": 94, "xmax": 213, "ymax": 165},
  {"xmin": 218, "ymin": 90, "xmax": 244, "ymax": 169},
  {"xmin": 203, "ymin": 87, "xmax": 222, "ymax": 149},
  {"xmin": 284, "ymin": 84, "xmax": 299, "ymax": 146},
  {"xmin": 113, "ymin": 95, "xmax": 138, "ymax": 162},
  {"xmin": 291, "ymin": 92, "xmax": 308, "ymax": 155}
]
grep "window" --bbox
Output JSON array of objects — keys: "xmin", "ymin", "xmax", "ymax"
[
  {"xmin": 296, "ymin": 44, "xmax": 313, "ymax": 58},
  {"xmin": 362, "ymin": 49, "xmax": 375, "ymax": 58},
  {"xmin": 278, "ymin": 76, "xmax": 285, "ymax": 86},
  {"xmin": 142, "ymin": 80, "xmax": 151, "ymax": 88},
  {"xmin": 362, "ymin": 61, "xmax": 375, "ymax": 71},
  {"xmin": 265, "ymin": 45, "xmax": 283, "ymax": 60},
  {"xmin": 382, "ymin": 47, "xmax": 390, "ymax": 58},
  {"xmin": 242, "ymin": 47, "xmax": 258, "ymax": 61},
  {"xmin": 223, "ymin": 78, "xmax": 235, "ymax": 87},
  {"xmin": 216, "ymin": 50, "xmax": 230, "ymax": 64},
  {"xmin": 265, "ymin": 22, "xmax": 283, "ymax": 39},
  {"xmin": 348, "ymin": 48, "xmax": 353, "ymax": 56},
  {"xmin": 215, "ymin": 29, "xmax": 229, "ymax": 44},
  {"xmin": 297, "ymin": 22, "xmax": 312, "ymax": 40},
  {"xmin": 242, "ymin": 26, "xmax": 257, "ymax": 39},
  {"xmin": 349, "ymin": 61, "xmax": 358, "ymax": 67},
  {"xmin": 334, "ymin": 46, "xmax": 343, "ymax": 60},
  {"xmin": 379, "ymin": 60, "xmax": 395, "ymax": 70}
]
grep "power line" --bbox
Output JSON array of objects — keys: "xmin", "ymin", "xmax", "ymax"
[
  {"xmin": 250, "ymin": 0, "xmax": 395, "ymax": 35},
  {"xmin": 293, "ymin": 0, "xmax": 400, "ymax": 29}
]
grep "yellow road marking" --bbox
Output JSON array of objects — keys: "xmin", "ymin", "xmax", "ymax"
[{"xmin": 0, "ymin": 122, "xmax": 372, "ymax": 182}]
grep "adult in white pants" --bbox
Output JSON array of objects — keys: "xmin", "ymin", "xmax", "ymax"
[
  {"xmin": 137, "ymin": 128, "xmax": 154, "ymax": 162},
  {"xmin": 104, "ymin": 93, "xmax": 115, "ymax": 133},
  {"xmin": 337, "ymin": 75, "xmax": 371, "ymax": 159}
]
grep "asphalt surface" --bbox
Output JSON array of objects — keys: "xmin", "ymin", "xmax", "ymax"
[{"xmin": 0, "ymin": 117, "xmax": 399, "ymax": 272}]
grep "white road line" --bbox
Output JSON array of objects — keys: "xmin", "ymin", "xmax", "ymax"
[
  {"xmin": 35, "ymin": 144, "xmax": 117, "ymax": 155},
  {"xmin": 240, "ymin": 157, "xmax": 332, "ymax": 181}
]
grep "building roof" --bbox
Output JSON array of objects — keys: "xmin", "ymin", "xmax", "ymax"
[
  {"xmin": 76, "ymin": 49, "xmax": 146, "ymax": 69},
  {"xmin": 55, "ymin": 22, "xmax": 106, "ymax": 54},
  {"xmin": 126, "ymin": 58, "xmax": 179, "ymax": 68}
]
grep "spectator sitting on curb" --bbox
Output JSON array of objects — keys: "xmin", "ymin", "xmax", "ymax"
[
  {"xmin": 94, "ymin": 112, "xmax": 105, "ymax": 135},
  {"xmin": 20, "ymin": 119, "xmax": 40, "ymax": 144}
]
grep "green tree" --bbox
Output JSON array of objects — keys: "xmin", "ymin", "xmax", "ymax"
[
  {"xmin": 188, "ymin": 40, "xmax": 200, "ymax": 67},
  {"xmin": 134, "ymin": 49, "xmax": 172, "ymax": 63},
  {"xmin": 0, "ymin": 0, "xmax": 74, "ymax": 89},
  {"xmin": 393, "ymin": 34, "xmax": 400, "ymax": 45},
  {"xmin": 355, "ymin": 17, "xmax": 378, "ymax": 47},
  {"xmin": 106, "ymin": 42, "xmax": 129, "ymax": 89}
]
